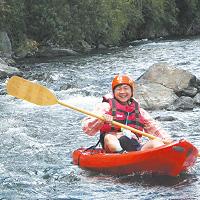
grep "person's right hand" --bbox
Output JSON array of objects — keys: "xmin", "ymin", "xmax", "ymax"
[{"xmin": 102, "ymin": 114, "xmax": 113, "ymax": 124}]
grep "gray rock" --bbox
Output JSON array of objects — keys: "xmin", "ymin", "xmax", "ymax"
[
  {"xmin": 0, "ymin": 31, "xmax": 12, "ymax": 57},
  {"xmin": 135, "ymin": 83, "xmax": 178, "ymax": 110},
  {"xmin": 60, "ymin": 83, "xmax": 73, "ymax": 90},
  {"xmin": 0, "ymin": 62, "xmax": 21, "ymax": 79},
  {"xmin": 167, "ymin": 96, "xmax": 194, "ymax": 111},
  {"xmin": 36, "ymin": 47, "xmax": 78, "ymax": 58},
  {"xmin": 138, "ymin": 63, "xmax": 197, "ymax": 93},
  {"xmin": 193, "ymin": 93, "xmax": 200, "ymax": 105},
  {"xmin": 134, "ymin": 63, "xmax": 200, "ymax": 110},
  {"xmin": 0, "ymin": 58, "xmax": 7, "ymax": 65},
  {"xmin": 154, "ymin": 116, "xmax": 177, "ymax": 121},
  {"xmin": 178, "ymin": 86, "xmax": 198, "ymax": 97},
  {"xmin": 98, "ymin": 44, "xmax": 107, "ymax": 49},
  {"xmin": 74, "ymin": 40, "xmax": 93, "ymax": 52}
]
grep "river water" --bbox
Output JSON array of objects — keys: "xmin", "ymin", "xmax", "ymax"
[{"xmin": 1, "ymin": 36, "xmax": 200, "ymax": 199}]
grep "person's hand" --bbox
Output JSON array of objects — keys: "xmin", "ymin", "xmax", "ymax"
[
  {"xmin": 162, "ymin": 138, "xmax": 174, "ymax": 144},
  {"xmin": 102, "ymin": 114, "xmax": 113, "ymax": 124}
]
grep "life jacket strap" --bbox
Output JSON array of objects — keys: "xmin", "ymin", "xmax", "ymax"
[{"xmin": 111, "ymin": 99, "xmax": 116, "ymax": 131}]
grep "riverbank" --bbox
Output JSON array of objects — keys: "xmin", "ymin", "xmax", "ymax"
[{"xmin": 1, "ymin": 42, "xmax": 200, "ymax": 111}]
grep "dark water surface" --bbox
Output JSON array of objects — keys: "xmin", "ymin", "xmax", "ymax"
[{"xmin": 1, "ymin": 37, "xmax": 200, "ymax": 199}]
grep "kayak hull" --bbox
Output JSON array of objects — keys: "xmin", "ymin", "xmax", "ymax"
[{"xmin": 72, "ymin": 139, "xmax": 198, "ymax": 176}]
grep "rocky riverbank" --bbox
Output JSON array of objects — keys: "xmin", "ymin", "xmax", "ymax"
[
  {"xmin": 1, "ymin": 30, "xmax": 200, "ymax": 111},
  {"xmin": 1, "ymin": 57, "xmax": 200, "ymax": 111}
]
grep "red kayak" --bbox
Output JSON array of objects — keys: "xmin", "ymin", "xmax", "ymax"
[{"xmin": 72, "ymin": 139, "xmax": 198, "ymax": 176}]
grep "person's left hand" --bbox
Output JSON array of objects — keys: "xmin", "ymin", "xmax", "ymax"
[{"xmin": 162, "ymin": 138, "xmax": 174, "ymax": 144}]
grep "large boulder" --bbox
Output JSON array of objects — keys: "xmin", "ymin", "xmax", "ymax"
[
  {"xmin": 135, "ymin": 63, "xmax": 200, "ymax": 110},
  {"xmin": 135, "ymin": 83, "xmax": 178, "ymax": 110},
  {"xmin": 138, "ymin": 63, "xmax": 198, "ymax": 94}
]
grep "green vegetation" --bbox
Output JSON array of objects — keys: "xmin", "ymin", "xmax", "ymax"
[{"xmin": 0, "ymin": 0, "xmax": 200, "ymax": 52}]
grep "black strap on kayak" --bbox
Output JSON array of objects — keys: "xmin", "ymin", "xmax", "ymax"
[
  {"xmin": 84, "ymin": 137, "xmax": 101, "ymax": 152},
  {"xmin": 76, "ymin": 137, "xmax": 101, "ymax": 166}
]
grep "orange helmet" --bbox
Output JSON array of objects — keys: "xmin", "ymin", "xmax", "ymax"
[{"xmin": 112, "ymin": 74, "xmax": 135, "ymax": 91}]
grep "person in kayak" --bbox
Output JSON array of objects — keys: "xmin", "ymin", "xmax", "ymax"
[{"xmin": 82, "ymin": 74, "xmax": 172, "ymax": 153}]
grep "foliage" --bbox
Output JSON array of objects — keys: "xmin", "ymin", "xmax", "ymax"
[
  {"xmin": 175, "ymin": 0, "xmax": 200, "ymax": 34},
  {"xmin": 0, "ymin": 0, "xmax": 9, "ymax": 29},
  {"xmin": 0, "ymin": 0, "xmax": 26, "ymax": 48},
  {"xmin": 0, "ymin": 0, "xmax": 200, "ymax": 51}
]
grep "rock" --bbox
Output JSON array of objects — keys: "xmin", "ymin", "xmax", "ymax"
[
  {"xmin": 14, "ymin": 39, "xmax": 39, "ymax": 59},
  {"xmin": 98, "ymin": 44, "xmax": 107, "ymax": 49},
  {"xmin": 167, "ymin": 96, "xmax": 194, "ymax": 111},
  {"xmin": 193, "ymin": 93, "xmax": 200, "ymax": 105},
  {"xmin": 154, "ymin": 116, "xmax": 177, "ymax": 121},
  {"xmin": 1, "ymin": 57, "xmax": 16, "ymax": 65},
  {"xmin": 138, "ymin": 63, "xmax": 197, "ymax": 93},
  {"xmin": 75, "ymin": 40, "xmax": 93, "ymax": 52},
  {"xmin": 0, "ymin": 57, "xmax": 15, "ymax": 66},
  {"xmin": 178, "ymin": 86, "xmax": 198, "ymax": 97},
  {"xmin": 60, "ymin": 83, "xmax": 73, "ymax": 90},
  {"xmin": 135, "ymin": 83, "xmax": 178, "ymax": 110},
  {"xmin": 35, "ymin": 47, "xmax": 78, "ymax": 58},
  {"xmin": 0, "ymin": 62, "xmax": 21, "ymax": 79},
  {"xmin": 134, "ymin": 62, "xmax": 200, "ymax": 110},
  {"xmin": 0, "ymin": 31, "xmax": 12, "ymax": 57},
  {"xmin": 0, "ymin": 86, "xmax": 7, "ymax": 95},
  {"xmin": 0, "ymin": 58, "xmax": 7, "ymax": 65}
]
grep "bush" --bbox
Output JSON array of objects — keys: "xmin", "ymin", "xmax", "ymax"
[{"xmin": 0, "ymin": 0, "xmax": 200, "ymax": 52}]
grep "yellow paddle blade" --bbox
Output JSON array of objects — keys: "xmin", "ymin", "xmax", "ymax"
[{"xmin": 6, "ymin": 76, "xmax": 58, "ymax": 106}]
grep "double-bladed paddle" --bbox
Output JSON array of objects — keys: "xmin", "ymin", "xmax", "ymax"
[{"xmin": 6, "ymin": 76, "xmax": 200, "ymax": 157}]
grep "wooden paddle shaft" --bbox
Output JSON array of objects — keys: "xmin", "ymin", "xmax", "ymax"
[{"xmin": 58, "ymin": 100, "xmax": 157, "ymax": 140}]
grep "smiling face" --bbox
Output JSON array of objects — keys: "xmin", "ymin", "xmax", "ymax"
[{"xmin": 113, "ymin": 84, "xmax": 132, "ymax": 104}]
